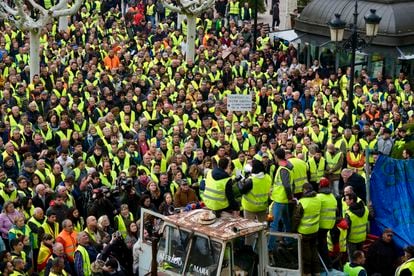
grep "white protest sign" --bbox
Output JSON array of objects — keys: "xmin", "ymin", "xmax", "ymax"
[{"xmin": 227, "ymin": 94, "xmax": 252, "ymax": 112}]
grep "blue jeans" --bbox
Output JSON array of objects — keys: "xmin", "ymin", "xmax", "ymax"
[
  {"xmin": 146, "ymin": 15, "xmax": 156, "ymax": 27},
  {"xmin": 268, "ymin": 202, "xmax": 292, "ymax": 251}
]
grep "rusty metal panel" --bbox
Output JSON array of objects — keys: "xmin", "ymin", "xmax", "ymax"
[{"xmin": 163, "ymin": 209, "xmax": 268, "ymax": 241}]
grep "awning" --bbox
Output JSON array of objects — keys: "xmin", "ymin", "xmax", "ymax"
[
  {"xmin": 397, "ymin": 46, "xmax": 414, "ymax": 60},
  {"xmin": 270, "ymin": 29, "xmax": 332, "ymax": 47},
  {"xmin": 270, "ymin": 30, "xmax": 414, "ymax": 60},
  {"xmin": 269, "ymin": 29, "xmax": 303, "ymax": 43}
]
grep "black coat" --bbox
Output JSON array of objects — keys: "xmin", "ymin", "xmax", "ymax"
[
  {"xmin": 346, "ymin": 173, "xmax": 367, "ymax": 203},
  {"xmin": 366, "ymin": 238, "xmax": 399, "ymax": 276},
  {"xmin": 272, "ymin": 3, "xmax": 280, "ymax": 19},
  {"xmin": 32, "ymin": 194, "xmax": 52, "ymax": 212}
]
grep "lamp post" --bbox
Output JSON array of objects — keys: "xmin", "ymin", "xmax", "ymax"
[
  {"xmin": 328, "ymin": 1, "xmax": 381, "ymax": 128},
  {"xmin": 253, "ymin": 0, "xmax": 259, "ymax": 51}
]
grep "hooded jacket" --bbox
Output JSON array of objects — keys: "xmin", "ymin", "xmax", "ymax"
[
  {"xmin": 292, "ymin": 189, "xmax": 318, "ymax": 233},
  {"xmin": 210, "ymin": 167, "xmax": 239, "ymax": 212},
  {"xmin": 347, "ymin": 201, "xmax": 367, "ymax": 218},
  {"xmin": 345, "ymin": 200, "xmax": 369, "ymax": 242}
]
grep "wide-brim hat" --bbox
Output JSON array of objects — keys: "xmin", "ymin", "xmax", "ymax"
[{"xmin": 197, "ymin": 210, "xmax": 216, "ymax": 225}]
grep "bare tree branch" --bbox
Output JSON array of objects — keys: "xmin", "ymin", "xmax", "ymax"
[
  {"xmin": 0, "ymin": 0, "xmax": 82, "ymax": 81},
  {"xmin": 159, "ymin": 0, "xmax": 181, "ymax": 13},
  {"xmin": 160, "ymin": 0, "xmax": 213, "ymax": 15},
  {"xmin": 0, "ymin": 1, "xmax": 18, "ymax": 16},
  {"xmin": 52, "ymin": 0, "xmax": 82, "ymax": 17},
  {"xmin": 50, "ymin": 0, "xmax": 68, "ymax": 12},
  {"xmin": 0, "ymin": 10, "xmax": 7, "ymax": 18},
  {"xmin": 191, "ymin": 0, "xmax": 214, "ymax": 14},
  {"xmin": 178, "ymin": 0, "xmax": 197, "ymax": 10},
  {"xmin": 0, "ymin": 11, "xmax": 18, "ymax": 25},
  {"xmin": 27, "ymin": 0, "xmax": 48, "ymax": 17}
]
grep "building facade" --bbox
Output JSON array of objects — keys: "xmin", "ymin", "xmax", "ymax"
[{"xmin": 292, "ymin": 0, "xmax": 414, "ymax": 78}]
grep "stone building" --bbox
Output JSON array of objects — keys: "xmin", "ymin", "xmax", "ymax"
[{"xmin": 279, "ymin": 0, "xmax": 414, "ymax": 78}]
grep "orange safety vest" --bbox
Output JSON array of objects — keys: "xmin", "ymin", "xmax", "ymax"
[
  {"xmin": 347, "ymin": 152, "xmax": 364, "ymax": 171},
  {"xmin": 56, "ymin": 230, "xmax": 78, "ymax": 262}
]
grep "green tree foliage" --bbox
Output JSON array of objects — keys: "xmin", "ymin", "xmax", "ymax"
[{"xmin": 391, "ymin": 123, "xmax": 414, "ymax": 159}]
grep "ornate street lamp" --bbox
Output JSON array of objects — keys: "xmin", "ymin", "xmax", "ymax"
[
  {"xmin": 364, "ymin": 9, "xmax": 382, "ymax": 37},
  {"xmin": 328, "ymin": 14, "xmax": 346, "ymax": 42},
  {"xmin": 328, "ymin": 2, "xmax": 381, "ymax": 127}
]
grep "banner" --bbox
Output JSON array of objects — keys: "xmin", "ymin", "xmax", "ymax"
[
  {"xmin": 370, "ymin": 155, "xmax": 414, "ymax": 248},
  {"xmin": 227, "ymin": 94, "xmax": 252, "ymax": 112}
]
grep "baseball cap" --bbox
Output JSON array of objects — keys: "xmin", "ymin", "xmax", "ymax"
[{"xmin": 319, "ymin": 177, "xmax": 330, "ymax": 188}]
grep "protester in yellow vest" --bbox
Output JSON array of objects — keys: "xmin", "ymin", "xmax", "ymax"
[
  {"xmin": 292, "ymin": 183, "xmax": 321, "ymax": 275},
  {"xmin": 74, "ymin": 231, "xmax": 94, "ymax": 276},
  {"xmin": 327, "ymin": 219, "xmax": 348, "ymax": 265},
  {"xmin": 114, "ymin": 204, "xmax": 134, "ymax": 239},
  {"xmin": 343, "ymin": 129, "xmax": 356, "ymax": 152},
  {"xmin": 99, "ymin": 161, "xmax": 117, "ymax": 190},
  {"xmin": 307, "ymin": 148, "xmax": 326, "ymax": 191},
  {"xmin": 28, "ymin": 207, "xmax": 46, "ymax": 259},
  {"xmin": 145, "ymin": 0, "xmax": 156, "ymax": 26},
  {"xmin": 268, "ymin": 148, "xmax": 294, "ymax": 251},
  {"xmin": 10, "ymin": 257, "xmax": 27, "ymax": 276},
  {"xmin": 316, "ymin": 178, "xmax": 337, "ymax": 270},
  {"xmin": 40, "ymin": 210, "xmax": 60, "ymax": 240},
  {"xmin": 396, "ymin": 245, "xmax": 414, "ymax": 276},
  {"xmin": 344, "ymin": 192, "xmax": 369, "ymax": 259},
  {"xmin": 37, "ymin": 234, "xmax": 54, "ymax": 274},
  {"xmin": 324, "ymin": 144, "xmax": 344, "ymax": 197},
  {"xmin": 343, "ymin": 250, "xmax": 367, "ymax": 276},
  {"xmin": 238, "ymin": 159, "xmax": 271, "ymax": 246},
  {"xmin": 288, "ymin": 156, "xmax": 309, "ymax": 197},
  {"xmin": 8, "ymin": 216, "xmax": 33, "ymax": 248},
  {"xmin": 227, "ymin": 0, "xmax": 239, "ymax": 23},
  {"xmin": 203, "ymin": 158, "xmax": 239, "ymax": 215}
]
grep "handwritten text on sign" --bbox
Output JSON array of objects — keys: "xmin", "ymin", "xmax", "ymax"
[{"xmin": 227, "ymin": 94, "xmax": 252, "ymax": 112}]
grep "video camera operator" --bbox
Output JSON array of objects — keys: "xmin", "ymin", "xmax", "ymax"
[
  {"xmin": 118, "ymin": 174, "xmax": 141, "ymax": 219},
  {"xmin": 127, "ymin": 165, "xmax": 140, "ymax": 190},
  {"xmin": 79, "ymin": 171, "xmax": 102, "ymax": 217},
  {"xmin": 99, "ymin": 230, "xmax": 133, "ymax": 275},
  {"xmin": 136, "ymin": 169, "xmax": 151, "ymax": 196},
  {"xmin": 87, "ymin": 187, "xmax": 117, "ymax": 224}
]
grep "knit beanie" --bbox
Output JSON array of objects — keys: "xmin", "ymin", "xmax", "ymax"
[{"xmin": 251, "ymin": 159, "xmax": 265, "ymax": 174}]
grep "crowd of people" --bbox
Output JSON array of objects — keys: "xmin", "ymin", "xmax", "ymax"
[{"xmin": 0, "ymin": 0, "xmax": 413, "ymax": 275}]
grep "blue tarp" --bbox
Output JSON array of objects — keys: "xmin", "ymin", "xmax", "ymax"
[{"xmin": 370, "ymin": 155, "xmax": 414, "ymax": 248}]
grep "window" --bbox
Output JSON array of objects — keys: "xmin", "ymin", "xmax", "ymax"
[
  {"xmin": 185, "ymin": 236, "xmax": 222, "ymax": 276},
  {"xmin": 157, "ymin": 225, "xmax": 224, "ymax": 276},
  {"xmin": 157, "ymin": 226, "xmax": 190, "ymax": 274}
]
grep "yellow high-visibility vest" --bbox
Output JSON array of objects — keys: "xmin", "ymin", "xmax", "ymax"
[
  {"xmin": 242, "ymin": 174, "xmax": 271, "ymax": 212},
  {"xmin": 308, "ymin": 157, "xmax": 325, "ymax": 182},
  {"xmin": 203, "ymin": 170, "xmax": 230, "ymax": 211},
  {"xmin": 297, "ymin": 196, "xmax": 321, "ymax": 234},
  {"xmin": 271, "ymin": 166, "xmax": 293, "ymax": 204}
]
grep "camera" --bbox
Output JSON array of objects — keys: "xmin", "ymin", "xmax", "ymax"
[
  {"xmin": 114, "ymin": 231, "xmax": 122, "ymax": 239},
  {"xmin": 119, "ymin": 177, "xmax": 133, "ymax": 190},
  {"xmin": 167, "ymin": 205, "xmax": 181, "ymax": 215}
]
